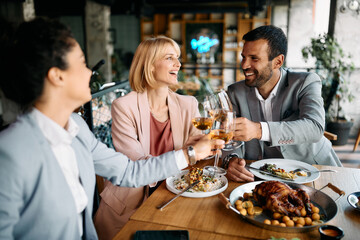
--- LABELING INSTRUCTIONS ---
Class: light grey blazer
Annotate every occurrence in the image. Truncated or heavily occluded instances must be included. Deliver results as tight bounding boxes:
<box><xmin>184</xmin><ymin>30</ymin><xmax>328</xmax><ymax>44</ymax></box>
<box><xmin>227</xmin><ymin>68</ymin><xmax>341</xmax><ymax>167</ymax></box>
<box><xmin>0</xmin><ymin>112</ymin><xmax>181</xmax><ymax>240</ymax></box>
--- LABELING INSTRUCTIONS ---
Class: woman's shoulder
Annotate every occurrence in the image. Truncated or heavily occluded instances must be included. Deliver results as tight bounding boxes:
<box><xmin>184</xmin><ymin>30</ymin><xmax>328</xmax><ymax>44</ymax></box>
<box><xmin>112</xmin><ymin>91</ymin><xmax>139</xmax><ymax>108</ymax></box>
<box><xmin>0</xmin><ymin>113</ymin><xmax>36</xmax><ymax>141</ymax></box>
<box><xmin>0</xmin><ymin>114</ymin><xmax>46</xmax><ymax>169</ymax></box>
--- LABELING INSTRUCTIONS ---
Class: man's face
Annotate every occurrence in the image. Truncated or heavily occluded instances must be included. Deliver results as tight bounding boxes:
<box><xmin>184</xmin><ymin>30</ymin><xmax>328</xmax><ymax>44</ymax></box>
<box><xmin>240</xmin><ymin>39</ymin><xmax>274</xmax><ymax>88</ymax></box>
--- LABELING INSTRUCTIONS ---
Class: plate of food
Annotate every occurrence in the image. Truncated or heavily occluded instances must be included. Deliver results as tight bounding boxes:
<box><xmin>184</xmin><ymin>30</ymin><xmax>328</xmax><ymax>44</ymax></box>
<box><xmin>226</xmin><ymin>180</ymin><xmax>338</xmax><ymax>233</ymax></box>
<box><xmin>166</xmin><ymin>167</ymin><xmax>228</xmax><ymax>198</ymax></box>
<box><xmin>249</xmin><ymin>159</ymin><xmax>320</xmax><ymax>184</ymax></box>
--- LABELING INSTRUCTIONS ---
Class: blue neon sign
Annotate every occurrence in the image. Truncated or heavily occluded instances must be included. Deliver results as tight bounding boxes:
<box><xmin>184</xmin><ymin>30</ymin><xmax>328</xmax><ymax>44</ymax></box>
<box><xmin>191</xmin><ymin>36</ymin><xmax>219</xmax><ymax>53</ymax></box>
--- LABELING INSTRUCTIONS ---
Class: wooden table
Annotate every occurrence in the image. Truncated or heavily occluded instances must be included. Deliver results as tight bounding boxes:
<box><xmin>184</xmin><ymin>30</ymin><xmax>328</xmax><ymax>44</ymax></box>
<box><xmin>113</xmin><ymin>163</ymin><xmax>360</xmax><ymax>240</ymax></box>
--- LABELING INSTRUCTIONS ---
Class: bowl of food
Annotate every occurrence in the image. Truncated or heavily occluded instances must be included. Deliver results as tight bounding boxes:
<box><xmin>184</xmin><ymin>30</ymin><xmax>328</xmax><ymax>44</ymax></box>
<box><xmin>347</xmin><ymin>191</ymin><xmax>360</xmax><ymax>211</ymax></box>
<box><xmin>226</xmin><ymin>180</ymin><xmax>341</xmax><ymax>233</ymax></box>
<box><xmin>318</xmin><ymin>225</ymin><xmax>344</xmax><ymax>239</ymax></box>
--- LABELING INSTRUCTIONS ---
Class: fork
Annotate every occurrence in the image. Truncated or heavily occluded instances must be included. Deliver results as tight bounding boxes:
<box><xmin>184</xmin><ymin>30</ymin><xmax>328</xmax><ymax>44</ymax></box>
<box><xmin>156</xmin><ymin>180</ymin><xmax>200</xmax><ymax>210</ymax></box>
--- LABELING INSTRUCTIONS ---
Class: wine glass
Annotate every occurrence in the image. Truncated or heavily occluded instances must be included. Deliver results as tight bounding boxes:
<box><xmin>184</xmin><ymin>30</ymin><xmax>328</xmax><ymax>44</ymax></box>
<box><xmin>192</xmin><ymin>95</ymin><xmax>215</xmax><ymax>160</ymax></box>
<box><xmin>215</xmin><ymin>89</ymin><xmax>233</xmax><ymax>111</ymax></box>
<box><xmin>207</xmin><ymin>90</ymin><xmax>243</xmax><ymax>151</ymax></box>
<box><xmin>191</xmin><ymin>95</ymin><xmax>213</xmax><ymax>134</ymax></box>
<box><xmin>204</xmin><ymin>111</ymin><xmax>236</xmax><ymax>176</ymax></box>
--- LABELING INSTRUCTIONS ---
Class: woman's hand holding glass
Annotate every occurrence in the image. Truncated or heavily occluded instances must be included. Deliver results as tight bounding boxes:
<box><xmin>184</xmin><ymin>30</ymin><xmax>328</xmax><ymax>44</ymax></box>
<box><xmin>190</xmin><ymin>134</ymin><xmax>225</xmax><ymax>162</ymax></box>
<box><xmin>184</xmin><ymin>134</ymin><xmax>205</xmax><ymax>147</ymax></box>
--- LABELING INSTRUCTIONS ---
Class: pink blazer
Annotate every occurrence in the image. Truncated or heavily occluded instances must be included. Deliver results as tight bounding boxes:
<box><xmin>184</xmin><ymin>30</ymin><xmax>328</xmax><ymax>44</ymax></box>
<box><xmin>111</xmin><ymin>89</ymin><xmax>200</xmax><ymax>159</ymax></box>
<box><xmin>94</xmin><ymin>90</ymin><xmax>200</xmax><ymax>239</ymax></box>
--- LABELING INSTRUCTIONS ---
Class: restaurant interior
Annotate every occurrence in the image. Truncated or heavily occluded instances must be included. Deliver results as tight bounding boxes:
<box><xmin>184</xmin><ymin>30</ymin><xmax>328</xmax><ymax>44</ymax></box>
<box><xmin>1</xmin><ymin>0</ymin><xmax>360</xmax><ymax>239</ymax></box>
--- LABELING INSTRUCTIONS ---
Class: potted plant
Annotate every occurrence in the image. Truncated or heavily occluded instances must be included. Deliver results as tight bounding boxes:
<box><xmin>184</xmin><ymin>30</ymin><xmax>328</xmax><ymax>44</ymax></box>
<box><xmin>302</xmin><ymin>33</ymin><xmax>355</xmax><ymax>145</ymax></box>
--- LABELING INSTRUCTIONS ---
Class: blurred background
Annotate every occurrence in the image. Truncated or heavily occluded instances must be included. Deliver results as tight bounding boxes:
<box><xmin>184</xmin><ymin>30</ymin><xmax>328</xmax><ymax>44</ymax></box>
<box><xmin>1</xmin><ymin>0</ymin><xmax>360</xmax><ymax>162</ymax></box>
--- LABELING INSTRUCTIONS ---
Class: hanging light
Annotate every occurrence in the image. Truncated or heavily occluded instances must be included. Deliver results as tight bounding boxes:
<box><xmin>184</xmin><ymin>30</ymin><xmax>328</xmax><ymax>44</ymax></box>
<box><xmin>340</xmin><ymin>0</ymin><xmax>360</xmax><ymax>14</ymax></box>
<box><xmin>348</xmin><ymin>0</ymin><xmax>359</xmax><ymax>10</ymax></box>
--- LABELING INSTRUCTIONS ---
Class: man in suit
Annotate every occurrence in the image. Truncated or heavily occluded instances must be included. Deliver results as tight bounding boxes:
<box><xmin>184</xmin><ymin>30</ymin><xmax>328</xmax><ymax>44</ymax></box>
<box><xmin>223</xmin><ymin>25</ymin><xmax>341</xmax><ymax>182</ymax></box>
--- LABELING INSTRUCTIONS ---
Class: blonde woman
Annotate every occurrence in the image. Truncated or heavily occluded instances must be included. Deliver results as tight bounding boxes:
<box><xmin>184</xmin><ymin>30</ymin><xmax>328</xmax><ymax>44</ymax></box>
<box><xmin>94</xmin><ymin>36</ymin><xmax>203</xmax><ymax>239</ymax></box>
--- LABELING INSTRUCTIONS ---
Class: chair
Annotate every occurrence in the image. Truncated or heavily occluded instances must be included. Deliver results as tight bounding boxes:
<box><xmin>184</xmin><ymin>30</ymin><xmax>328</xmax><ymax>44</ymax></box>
<box><xmin>353</xmin><ymin>128</ymin><xmax>360</xmax><ymax>152</ymax></box>
<box><xmin>324</xmin><ymin>130</ymin><xmax>337</xmax><ymax>141</ymax></box>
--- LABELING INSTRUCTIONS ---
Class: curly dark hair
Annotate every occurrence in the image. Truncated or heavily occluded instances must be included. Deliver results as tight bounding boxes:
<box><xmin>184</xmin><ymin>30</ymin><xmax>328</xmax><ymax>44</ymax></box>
<box><xmin>0</xmin><ymin>17</ymin><xmax>75</xmax><ymax>111</ymax></box>
<box><xmin>242</xmin><ymin>25</ymin><xmax>287</xmax><ymax>61</ymax></box>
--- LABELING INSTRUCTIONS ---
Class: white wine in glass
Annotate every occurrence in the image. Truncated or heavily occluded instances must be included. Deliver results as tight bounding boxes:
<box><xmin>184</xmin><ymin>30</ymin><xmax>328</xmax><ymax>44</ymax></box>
<box><xmin>192</xmin><ymin>95</ymin><xmax>213</xmax><ymax>133</ymax></box>
<box><xmin>204</xmin><ymin>111</ymin><xmax>236</xmax><ymax>176</ymax></box>
<box><xmin>192</xmin><ymin>117</ymin><xmax>213</xmax><ymax>131</ymax></box>
<box><xmin>210</xmin><ymin>129</ymin><xmax>234</xmax><ymax>143</ymax></box>
<box><xmin>192</xmin><ymin>95</ymin><xmax>215</xmax><ymax>160</ymax></box>
<box><xmin>209</xmin><ymin>109</ymin><xmax>228</xmax><ymax>122</ymax></box>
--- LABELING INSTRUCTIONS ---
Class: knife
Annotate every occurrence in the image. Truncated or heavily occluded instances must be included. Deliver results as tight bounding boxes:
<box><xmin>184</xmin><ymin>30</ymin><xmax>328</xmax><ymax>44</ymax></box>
<box><xmin>246</xmin><ymin>165</ymin><xmax>295</xmax><ymax>181</ymax></box>
<box><xmin>157</xmin><ymin>180</ymin><xmax>200</xmax><ymax>210</ymax></box>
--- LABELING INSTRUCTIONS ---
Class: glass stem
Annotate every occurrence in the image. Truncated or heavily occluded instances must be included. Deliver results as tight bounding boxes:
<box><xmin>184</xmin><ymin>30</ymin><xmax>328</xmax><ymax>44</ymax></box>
<box><xmin>213</xmin><ymin>150</ymin><xmax>221</xmax><ymax>168</ymax></box>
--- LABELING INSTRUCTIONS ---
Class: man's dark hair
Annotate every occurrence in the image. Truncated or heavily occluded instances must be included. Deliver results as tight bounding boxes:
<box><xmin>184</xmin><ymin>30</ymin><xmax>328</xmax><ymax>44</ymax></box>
<box><xmin>0</xmin><ymin>17</ymin><xmax>75</xmax><ymax>111</ymax></box>
<box><xmin>242</xmin><ymin>25</ymin><xmax>287</xmax><ymax>61</ymax></box>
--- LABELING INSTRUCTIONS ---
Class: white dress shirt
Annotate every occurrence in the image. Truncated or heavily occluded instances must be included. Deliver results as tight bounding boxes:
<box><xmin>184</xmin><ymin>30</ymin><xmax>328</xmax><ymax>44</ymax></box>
<box><xmin>31</xmin><ymin>109</ymin><xmax>88</xmax><ymax>237</ymax></box>
<box><xmin>254</xmin><ymin>71</ymin><xmax>282</xmax><ymax>142</ymax></box>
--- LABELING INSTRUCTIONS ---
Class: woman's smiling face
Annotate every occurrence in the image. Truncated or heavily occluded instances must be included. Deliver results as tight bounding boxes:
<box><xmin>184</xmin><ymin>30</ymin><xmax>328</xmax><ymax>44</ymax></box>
<box><xmin>152</xmin><ymin>44</ymin><xmax>181</xmax><ymax>87</ymax></box>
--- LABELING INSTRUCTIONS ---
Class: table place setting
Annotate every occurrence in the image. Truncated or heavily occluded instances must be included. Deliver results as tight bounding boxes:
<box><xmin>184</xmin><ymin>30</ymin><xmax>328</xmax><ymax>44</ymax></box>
<box><xmin>112</xmin><ymin>162</ymin><xmax>360</xmax><ymax>240</ymax></box>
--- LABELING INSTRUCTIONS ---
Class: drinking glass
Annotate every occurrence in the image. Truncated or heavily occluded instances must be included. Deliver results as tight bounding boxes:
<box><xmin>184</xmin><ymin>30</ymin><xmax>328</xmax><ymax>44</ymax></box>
<box><xmin>192</xmin><ymin>95</ymin><xmax>215</xmax><ymax>160</ymax></box>
<box><xmin>191</xmin><ymin>95</ymin><xmax>213</xmax><ymax>134</ymax></box>
<box><xmin>215</xmin><ymin>89</ymin><xmax>233</xmax><ymax>112</ymax></box>
<box><xmin>207</xmin><ymin>90</ymin><xmax>243</xmax><ymax>151</ymax></box>
<box><xmin>204</xmin><ymin>111</ymin><xmax>236</xmax><ymax>176</ymax></box>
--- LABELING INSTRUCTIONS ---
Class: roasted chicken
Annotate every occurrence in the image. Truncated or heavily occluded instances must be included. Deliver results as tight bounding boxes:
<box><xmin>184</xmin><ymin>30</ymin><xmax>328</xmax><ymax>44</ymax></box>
<box><xmin>253</xmin><ymin>181</ymin><xmax>313</xmax><ymax>216</ymax></box>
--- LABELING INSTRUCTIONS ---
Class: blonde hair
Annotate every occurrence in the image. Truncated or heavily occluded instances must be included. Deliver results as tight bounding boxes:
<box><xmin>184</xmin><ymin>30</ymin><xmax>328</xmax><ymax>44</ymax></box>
<box><xmin>129</xmin><ymin>36</ymin><xmax>181</xmax><ymax>92</ymax></box>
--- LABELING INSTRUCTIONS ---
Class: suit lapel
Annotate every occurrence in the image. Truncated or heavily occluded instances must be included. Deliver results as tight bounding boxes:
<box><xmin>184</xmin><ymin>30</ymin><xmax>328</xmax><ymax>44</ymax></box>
<box><xmin>247</xmin><ymin>88</ymin><xmax>262</xmax><ymax>123</ymax></box>
<box><xmin>168</xmin><ymin>91</ymin><xmax>184</xmax><ymax>150</ymax></box>
<box><xmin>272</xmin><ymin>68</ymin><xmax>288</xmax><ymax>121</ymax></box>
<box><xmin>247</xmin><ymin>88</ymin><xmax>264</xmax><ymax>155</ymax></box>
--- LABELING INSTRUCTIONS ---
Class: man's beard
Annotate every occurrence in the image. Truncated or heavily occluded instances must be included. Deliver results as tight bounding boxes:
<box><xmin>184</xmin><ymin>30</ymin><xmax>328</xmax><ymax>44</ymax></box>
<box><xmin>244</xmin><ymin>62</ymin><xmax>273</xmax><ymax>88</ymax></box>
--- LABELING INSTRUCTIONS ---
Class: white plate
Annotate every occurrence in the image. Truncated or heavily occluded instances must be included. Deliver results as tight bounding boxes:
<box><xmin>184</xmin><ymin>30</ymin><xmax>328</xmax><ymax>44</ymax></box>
<box><xmin>166</xmin><ymin>170</ymin><xmax>228</xmax><ymax>198</ymax></box>
<box><xmin>249</xmin><ymin>159</ymin><xmax>320</xmax><ymax>184</ymax></box>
